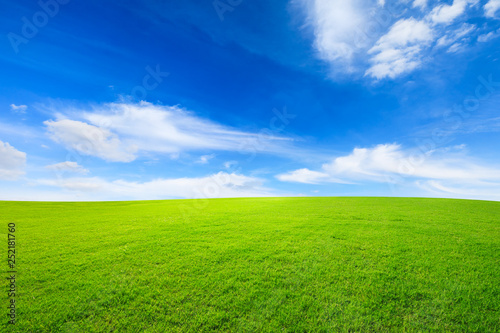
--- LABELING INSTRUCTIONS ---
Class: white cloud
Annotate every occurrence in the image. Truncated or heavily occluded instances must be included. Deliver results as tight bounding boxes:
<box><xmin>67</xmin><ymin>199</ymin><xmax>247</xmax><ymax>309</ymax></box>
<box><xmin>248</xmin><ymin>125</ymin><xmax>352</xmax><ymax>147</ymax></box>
<box><xmin>417</xmin><ymin>180</ymin><xmax>500</xmax><ymax>201</ymax></box>
<box><xmin>302</xmin><ymin>0</ymin><xmax>374</xmax><ymax>69</ymax></box>
<box><xmin>413</xmin><ymin>0</ymin><xmax>428</xmax><ymax>10</ymax></box>
<box><xmin>484</xmin><ymin>0</ymin><xmax>500</xmax><ymax>17</ymax></box>
<box><xmin>277</xmin><ymin>143</ymin><xmax>500</xmax><ymax>199</ymax></box>
<box><xmin>276</xmin><ymin>168</ymin><xmax>329</xmax><ymax>184</ymax></box>
<box><xmin>436</xmin><ymin>23</ymin><xmax>476</xmax><ymax>48</ymax></box>
<box><xmin>45</xmin><ymin>102</ymin><xmax>296</xmax><ymax>162</ymax></box>
<box><xmin>45</xmin><ymin>119</ymin><xmax>137</xmax><ymax>162</ymax></box>
<box><xmin>10</xmin><ymin>104</ymin><xmax>27</xmax><ymax>113</ymax></box>
<box><xmin>446</xmin><ymin>42</ymin><xmax>464</xmax><ymax>53</ymax></box>
<box><xmin>38</xmin><ymin>177</ymin><xmax>103</xmax><ymax>192</ymax></box>
<box><xmin>196</xmin><ymin>154</ymin><xmax>215</xmax><ymax>164</ymax></box>
<box><xmin>371</xmin><ymin>18</ymin><xmax>434</xmax><ymax>49</ymax></box>
<box><xmin>367</xmin><ymin>18</ymin><xmax>433</xmax><ymax>79</ymax></box>
<box><xmin>300</xmin><ymin>0</ymin><xmax>494</xmax><ymax>79</ymax></box>
<box><xmin>224</xmin><ymin>161</ymin><xmax>238</xmax><ymax>169</ymax></box>
<box><xmin>477</xmin><ymin>28</ymin><xmax>500</xmax><ymax>42</ymax></box>
<box><xmin>429</xmin><ymin>0</ymin><xmax>474</xmax><ymax>25</ymax></box>
<box><xmin>31</xmin><ymin>172</ymin><xmax>275</xmax><ymax>200</ymax></box>
<box><xmin>45</xmin><ymin>161</ymin><xmax>89</xmax><ymax>174</ymax></box>
<box><xmin>0</xmin><ymin>141</ymin><xmax>26</xmax><ymax>180</ymax></box>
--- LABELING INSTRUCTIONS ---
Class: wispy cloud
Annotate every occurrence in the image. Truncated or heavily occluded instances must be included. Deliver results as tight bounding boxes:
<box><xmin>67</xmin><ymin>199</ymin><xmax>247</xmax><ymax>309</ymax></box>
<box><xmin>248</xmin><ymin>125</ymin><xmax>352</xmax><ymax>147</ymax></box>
<box><xmin>0</xmin><ymin>140</ymin><xmax>26</xmax><ymax>180</ymax></box>
<box><xmin>367</xmin><ymin>18</ymin><xmax>433</xmax><ymax>79</ymax></box>
<box><xmin>276</xmin><ymin>168</ymin><xmax>346</xmax><ymax>184</ymax></box>
<box><xmin>44</xmin><ymin>119</ymin><xmax>137</xmax><ymax>162</ymax></box>
<box><xmin>276</xmin><ymin>143</ymin><xmax>500</xmax><ymax>198</ymax></box>
<box><xmin>478</xmin><ymin>28</ymin><xmax>500</xmax><ymax>42</ymax></box>
<box><xmin>27</xmin><ymin>172</ymin><xmax>276</xmax><ymax>201</ymax></box>
<box><xmin>435</xmin><ymin>23</ymin><xmax>476</xmax><ymax>50</ymax></box>
<box><xmin>45</xmin><ymin>161</ymin><xmax>89</xmax><ymax>175</ymax></box>
<box><xmin>10</xmin><ymin>104</ymin><xmax>27</xmax><ymax>113</ymax></box>
<box><xmin>196</xmin><ymin>154</ymin><xmax>216</xmax><ymax>164</ymax></box>
<box><xmin>44</xmin><ymin>102</ymin><xmax>297</xmax><ymax>162</ymax></box>
<box><xmin>416</xmin><ymin>179</ymin><xmax>500</xmax><ymax>201</ymax></box>
<box><xmin>0</xmin><ymin>122</ymin><xmax>42</xmax><ymax>139</ymax></box>
<box><xmin>276</xmin><ymin>168</ymin><xmax>326</xmax><ymax>184</ymax></box>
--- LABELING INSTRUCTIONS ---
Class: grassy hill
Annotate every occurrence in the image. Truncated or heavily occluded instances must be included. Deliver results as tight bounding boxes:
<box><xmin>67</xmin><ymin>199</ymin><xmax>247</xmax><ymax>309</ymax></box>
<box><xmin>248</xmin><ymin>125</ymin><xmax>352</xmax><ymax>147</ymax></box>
<box><xmin>1</xmin><ymin>197</ymin><xmax>499</xmax><ymax>332</ymax></box>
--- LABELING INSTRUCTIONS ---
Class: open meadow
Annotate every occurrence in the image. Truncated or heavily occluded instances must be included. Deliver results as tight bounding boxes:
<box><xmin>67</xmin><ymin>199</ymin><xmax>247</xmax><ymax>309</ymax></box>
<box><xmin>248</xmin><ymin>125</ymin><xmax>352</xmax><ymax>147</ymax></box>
<box><xmin>1</xmin><ymin>197</ymin><xmax>499</xmax><ymax>332</ymax></box>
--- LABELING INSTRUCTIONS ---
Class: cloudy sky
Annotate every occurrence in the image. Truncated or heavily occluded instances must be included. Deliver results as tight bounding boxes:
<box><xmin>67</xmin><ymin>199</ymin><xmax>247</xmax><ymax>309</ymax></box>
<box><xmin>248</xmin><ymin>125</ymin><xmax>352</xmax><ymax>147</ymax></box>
<box><xmin>1</xmin><ymin>0</ymin><xmax>500</xmax><ymax>201</ymax></box>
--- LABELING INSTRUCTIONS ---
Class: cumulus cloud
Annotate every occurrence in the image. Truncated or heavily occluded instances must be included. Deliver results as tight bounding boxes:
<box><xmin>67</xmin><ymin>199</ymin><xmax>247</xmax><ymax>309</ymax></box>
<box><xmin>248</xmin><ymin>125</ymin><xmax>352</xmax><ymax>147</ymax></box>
<box><xmin>45</xmin><ymin>119</ymin><xmax>137</xmax><ymax>162</ymax></box>
<box><xmin>300</xmin><ymin>0</ymin><xmax>491</xmax><ymax>79</ymax></box>
<box><xmin>429</xmin><ymin>0</ymin><xmax>475</xmax><ymax>24</ymax></box>
<box><xmin>276</xmin><ymin>143</ymin><xmax>500</xmax><ymax>198</ymax></box>
<box><xmin>32</xmin><ymin>172</ymin><xmax>275</xmax><ymax>201</ymax></box>
<box><xmin>484</xmin><ymin>0</ymin><xmax>500</xmax><ymax>17</ymax></box>
<box><xmin>44</xmin><ymin>102</ymin><xmax>296</xmax><ymax>162</ymax></box>
<box><xmin>45</xmin><ymin>161</ymin><xmax>89</xmax><ymax>174</ymax></box>
<box><xmin>10</xmin><ymin>104</ymin><xmax>27</xmax><ymax>113</ymax></box>
<box><xmin>0</xmin><ymin>140</ymin><xmax>26</xmax><ymax>180</ymax></box>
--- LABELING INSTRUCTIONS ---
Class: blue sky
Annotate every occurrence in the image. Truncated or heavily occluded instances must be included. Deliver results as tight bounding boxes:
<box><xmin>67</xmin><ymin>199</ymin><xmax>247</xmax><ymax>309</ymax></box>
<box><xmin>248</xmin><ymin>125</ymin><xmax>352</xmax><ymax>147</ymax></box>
<box><xmin>1</xmin><ymin>0</ymin><xmax>500</xmax><ymax>201</ymax></box>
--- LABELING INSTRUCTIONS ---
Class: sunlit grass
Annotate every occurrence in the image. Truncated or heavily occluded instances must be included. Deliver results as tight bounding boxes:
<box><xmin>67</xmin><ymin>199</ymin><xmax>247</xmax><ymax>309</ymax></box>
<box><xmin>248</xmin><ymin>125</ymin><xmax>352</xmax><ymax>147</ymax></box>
<box><xmin>1</xmin><ymin>197</ymin><xmax>499</xmax><ymax>332</ymax></box>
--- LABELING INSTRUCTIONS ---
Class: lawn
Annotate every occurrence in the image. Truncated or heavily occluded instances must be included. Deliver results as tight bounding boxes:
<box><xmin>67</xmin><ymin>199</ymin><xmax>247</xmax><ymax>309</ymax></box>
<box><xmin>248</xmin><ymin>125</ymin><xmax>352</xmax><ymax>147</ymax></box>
<box><xmin>1</xmin><ymin>197</ymin><xmax>499</xmax><ymax>332</ymax></box>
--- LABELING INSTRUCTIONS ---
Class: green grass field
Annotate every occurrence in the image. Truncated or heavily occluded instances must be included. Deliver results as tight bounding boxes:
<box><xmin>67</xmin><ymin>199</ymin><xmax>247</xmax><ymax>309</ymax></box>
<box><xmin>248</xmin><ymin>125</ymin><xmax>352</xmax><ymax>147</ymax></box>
<box><xmin>1</xmin><ymin>197</ymin><xmax>499</xmax><ymax>332</ymax></box>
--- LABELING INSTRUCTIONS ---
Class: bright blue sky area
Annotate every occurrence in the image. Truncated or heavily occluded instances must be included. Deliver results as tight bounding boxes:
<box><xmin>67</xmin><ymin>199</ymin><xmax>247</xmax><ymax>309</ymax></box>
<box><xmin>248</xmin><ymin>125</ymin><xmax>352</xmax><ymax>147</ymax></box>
<box><xmin>1</xmin><ymin>0</ymin><xmax>499</xmax><ymax>200</ymax></box>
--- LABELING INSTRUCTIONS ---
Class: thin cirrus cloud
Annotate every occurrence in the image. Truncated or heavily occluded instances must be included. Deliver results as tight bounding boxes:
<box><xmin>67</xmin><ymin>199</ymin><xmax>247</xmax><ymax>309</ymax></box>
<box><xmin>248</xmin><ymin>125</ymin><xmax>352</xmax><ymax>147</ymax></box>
<box><xmin>435</xmin><ymin>23</ymin><xmax>476</xmax><ymax>50</ymax></box>
<box><xmin>417</xmin><ymin>179</ymin><xmax>500</xmax><ymax>200</ymax></box>
<box><xmin>10</xmin><ymin>104</ymin><xmax>28</xmax><ymax>113</ymax></box>
<box><xmin>196</xmin><ymin>154</ymin><xmax>216</xmax><ymax>164</ymax></box>
<box><xmin>44</xmin><ymin>102</ymin><xmax>296</xmax><ymax>163</ymax></box>
<box><xmin>300</xmin><ymin>0</ymin><xmax>496</xmax><ymax>79</ymax></box>
<box><xmin>45</xmin><ymin>161</ymin><xmax>89</xmax><ymax>175</ymax></box>
<box><xmin>275</xmin><ymin>168</ymin><xmax>349</xmax><ymax>185</ymax></box>
<box><xmin>276</xmin><ymin>143</ymin><xmax>500</xmax><ymax>198</ymax></box>
<box><xmin>477</xmin><ymin>28</ymin><xmax>500</xmax><ymax>42</ymax></box>
<box><xmin>30</xmin><ymin>172</ymin><xmax>275</xmax><ymax>201</ymax></box>
<box><xmin>0</xmin><ymin>140</ymin><xmax>26</xmax><ymax>180</ymax></box>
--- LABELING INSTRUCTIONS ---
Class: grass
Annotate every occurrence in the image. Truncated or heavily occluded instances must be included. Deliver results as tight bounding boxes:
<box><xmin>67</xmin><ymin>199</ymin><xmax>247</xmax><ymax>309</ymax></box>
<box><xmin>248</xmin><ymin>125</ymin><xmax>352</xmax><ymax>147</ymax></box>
<box><xmin>1</xmin><ymin>197</ymin><xmax>499</xmax><ymax>332</ymax></box>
